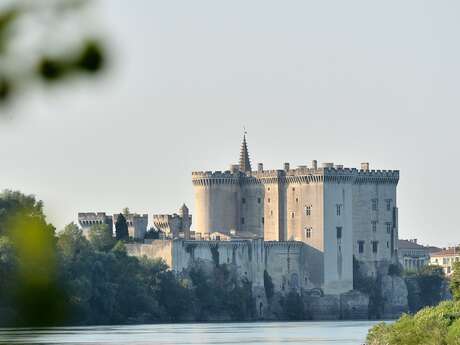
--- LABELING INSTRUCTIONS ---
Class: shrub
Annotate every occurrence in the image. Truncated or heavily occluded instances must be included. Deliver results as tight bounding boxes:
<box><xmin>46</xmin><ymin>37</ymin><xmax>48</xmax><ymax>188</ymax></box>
<box><xmin>367</xmin><ymin>301</ymin><xmax>460</xmax><ymax>345</ymax></box>
<box><xmin>450</xmin><ymin>262</ymin><xmax>460</xmax><ymax>302</ymax></box>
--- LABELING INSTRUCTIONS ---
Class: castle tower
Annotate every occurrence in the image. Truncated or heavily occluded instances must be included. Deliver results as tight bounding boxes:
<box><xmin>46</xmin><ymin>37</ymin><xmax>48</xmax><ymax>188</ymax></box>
<box><xmin>178</xmin><ymin>203</ymin><xmax>189</xmax><ymax>218</ymax></box>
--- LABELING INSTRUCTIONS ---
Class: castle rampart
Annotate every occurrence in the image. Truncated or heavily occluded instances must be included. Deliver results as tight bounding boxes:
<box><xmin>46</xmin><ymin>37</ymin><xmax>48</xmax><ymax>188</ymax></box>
<box><xmin>127</xmin><ymin>238</ymin><xmax>326</xmax><ymax>293</ymax></box>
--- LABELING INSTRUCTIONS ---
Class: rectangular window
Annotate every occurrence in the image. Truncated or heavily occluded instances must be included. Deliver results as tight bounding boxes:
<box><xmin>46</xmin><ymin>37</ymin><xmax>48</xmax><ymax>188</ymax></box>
<box><xmin>372</xmin><ymin>221</ymin><xmax>377</xmax><ymax>232</ymax></box>
<box><xmin>268</xmin><ymin>198</ymin><xmax>271</xmax><ymax>203</ymax></box>
<box><xmin>372</xmin><ymin>241</ymin><xmax>378</xmax><ymax>254</ymax></box>
<box><xmin>358</xmin><ymin>241</ymin><xmax>364</xmax><ymax>254</ymax></box>
<box><xmin>296</xmin><ymin>198</ymin><xmax>299</xmax><ymax>203</ymax></box>
<box><xmin>336</xmin><ymin>204</ymin><xmax>342</xmax><ymax>216</ymax></box>
<box><xmin>336</xmin><ymin>226</ymin><xmax>342</xmax><ymax>239</ymax></box>
<box><xmin>372</xmin><ymin>199</ymin><xmax>378</xmax><ymax>211</ymax></box>
<box><xmin>242</xmin><ymin>198</ymin><xmax>246</xmax><ymax>204</ymax></box>
<box><xmin>241</xmin><ymin>217</ymin><xmax>245</xmax><ymax>225</ymax></box>
<box><xmin>305</xmin><ymin>205</ymin><xmax>311</xmax><ymax>216</ymax></box>
<box><xmin>291</xmin><ymin>212</ymin><xmax>295</xmax><ymax>218</ymax></box>
<box><xmin>257</xmin><ymin>197</ymin><xmax>261</xmax><ymax>204</ymax></box>
<box><xmin>262</xmin><ymin>217</ymin><xmax>264</xmax><ymax>224</ymax></box>
<box><xmin>386</xmin><ymin>222</ymin><xmax>391</xmax><ymax>234</ymax></box>
<box><xmin>386</xmin><ymin>199</ymin><xmax>392</xmax><ymax>211</ymax></box>
<box><xmin>387</xmin><ymin>241</ymin><xmax>389</xmax><ymax>248</ymax></box>
<box><xmin>305</xmin><ymin>227</ymin><xmax>312</xmax><ymax>238</ymax></box>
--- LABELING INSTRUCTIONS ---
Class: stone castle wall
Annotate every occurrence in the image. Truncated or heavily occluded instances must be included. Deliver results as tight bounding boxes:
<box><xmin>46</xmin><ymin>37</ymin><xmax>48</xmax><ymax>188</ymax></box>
<box><xmin>127</xmin><ymin>238</ymin><xmax>325</xmax><ymax>294</ymax></box>
<box><xmin>126</xmin><ymin>240</ymin><xmax>173</xmax><ymax>268</ymax></box>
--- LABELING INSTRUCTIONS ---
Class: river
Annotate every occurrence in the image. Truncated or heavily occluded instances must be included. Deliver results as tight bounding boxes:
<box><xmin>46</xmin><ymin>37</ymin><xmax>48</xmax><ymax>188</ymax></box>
<box><xmin>0</xmin><ymin>321</ymin><xmax>381</xmax><ymax>345</ymax></box>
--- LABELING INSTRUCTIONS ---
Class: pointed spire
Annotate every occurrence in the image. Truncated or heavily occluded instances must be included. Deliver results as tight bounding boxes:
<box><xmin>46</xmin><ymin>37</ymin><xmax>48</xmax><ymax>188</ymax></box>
<box><xmin>239</xmin><ymin>131</ymin><xmax>252</xmax><ymax>173</ymax></box>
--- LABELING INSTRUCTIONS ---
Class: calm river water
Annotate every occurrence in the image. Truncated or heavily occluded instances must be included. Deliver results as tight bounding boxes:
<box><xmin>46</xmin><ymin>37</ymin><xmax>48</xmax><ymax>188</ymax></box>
<box><xmin>0</xmin><ymin>321</ymin><xmax>380</xmax><ymax>345</ymax></box>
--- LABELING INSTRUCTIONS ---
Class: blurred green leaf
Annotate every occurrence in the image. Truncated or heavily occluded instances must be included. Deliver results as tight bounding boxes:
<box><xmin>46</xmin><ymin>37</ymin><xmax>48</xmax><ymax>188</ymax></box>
<box><xmin>75</xmin><ymin>40</ymin><xmax>105</xmax><ymax>73</ymax></box>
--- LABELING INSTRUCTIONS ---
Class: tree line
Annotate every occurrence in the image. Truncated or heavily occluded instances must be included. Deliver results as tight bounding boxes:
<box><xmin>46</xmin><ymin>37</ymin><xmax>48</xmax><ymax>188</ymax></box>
<box><xmin>0</xmin><ymin>190</ymin><xmax>256</xmax><ymax>326</ymax></box>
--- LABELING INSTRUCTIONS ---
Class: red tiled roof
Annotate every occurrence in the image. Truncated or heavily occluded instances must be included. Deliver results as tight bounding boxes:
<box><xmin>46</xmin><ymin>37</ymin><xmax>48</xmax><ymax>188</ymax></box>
<box><xmin>431</xmin><ymin>247</ymin><xmax>460</xmax><ymax>257</ymax></box>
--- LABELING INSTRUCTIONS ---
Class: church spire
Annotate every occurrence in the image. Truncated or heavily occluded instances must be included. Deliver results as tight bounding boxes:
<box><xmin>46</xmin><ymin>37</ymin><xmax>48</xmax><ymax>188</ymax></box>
<box><xmin>239</xmin><ymin>131</ymin><xmax>252</xmax><ymax>173</ymax></box>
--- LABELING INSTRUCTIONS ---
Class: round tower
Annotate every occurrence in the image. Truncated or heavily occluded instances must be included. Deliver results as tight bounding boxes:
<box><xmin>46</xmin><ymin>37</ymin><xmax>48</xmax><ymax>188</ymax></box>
<box><xmin>192</xmin><ymin>171</ymin><xmax>240</xmax><ymax>236</ymax></box>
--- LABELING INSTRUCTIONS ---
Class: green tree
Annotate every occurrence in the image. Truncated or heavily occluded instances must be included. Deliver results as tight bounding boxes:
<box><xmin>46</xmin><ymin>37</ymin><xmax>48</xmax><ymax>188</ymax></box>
<box><xmin>450</xmin><ymin>262</ymin><xmax>460</xmax><ymax>302</ymax></box>
<box><xmin>115</xmin><ymin>214</ymin><xmax>129</xmax><ymax>241</ymax></box>
<box><xmin>417</xmin><ymin>265</ymin><xmax>445</xmax><ymax>307</ymax></box>
<box><xmin>58</xmin><ymin>223</ymin><xmax>90</xmax><ymax>259</ymax></box>
<box><xmin>0</xmin><ymin>236</ymin><xmax>16</xmax><ymax>324</ymax></box>
<box><xmin>0</xmin><ymin>190</ymin><xmax>46</xmax><ymax>235</ymax></box>
<box><xmin>88</xmin><ymin>224</ymin><xmax>114</xmax><ymax>252</ymax></box>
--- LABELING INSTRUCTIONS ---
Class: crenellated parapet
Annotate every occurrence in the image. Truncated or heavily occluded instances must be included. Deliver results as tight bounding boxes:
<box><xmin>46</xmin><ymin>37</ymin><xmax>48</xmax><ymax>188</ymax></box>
<box><xmin>181</xmin><ymin>239</ymin><xmax>253</xmax><ymax>248</ymax></box>
<box><xmin>264</xmin><ymin>240</ymin><xmax>305</xmax><ymax>248</ymax></box>
<box><xmin>354</xmin><ymin>169</ymin><xmax>399</xmax><ymax>185</ymax></box>
<box><xmin>192</xmin><ymin>170</ymin><xmax>240</xmax><ymax>186</ymax></box>
<box><xmin>193</xmin><ymin>165</ymin><xmax>398</xmax><ymax>186</ymax></box>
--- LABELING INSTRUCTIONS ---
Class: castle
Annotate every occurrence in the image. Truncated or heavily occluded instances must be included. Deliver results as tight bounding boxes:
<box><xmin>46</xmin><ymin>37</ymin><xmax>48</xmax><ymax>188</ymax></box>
<box><xmin>179</xmin><ymin>134</ymin><xmax>397</xmax><ymax>291</ymax></box>
<box><xmin>79</xmin><ymin>134</ymin><xmax>399</xmax><ymax>300</ymax></box>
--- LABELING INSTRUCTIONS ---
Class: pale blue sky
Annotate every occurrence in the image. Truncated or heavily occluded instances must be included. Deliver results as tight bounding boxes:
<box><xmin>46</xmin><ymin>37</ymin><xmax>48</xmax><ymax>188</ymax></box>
<box><xmin>1</xmin><ymin>0</ymin><xmax>459</xmax><ymax>247</ymax></box>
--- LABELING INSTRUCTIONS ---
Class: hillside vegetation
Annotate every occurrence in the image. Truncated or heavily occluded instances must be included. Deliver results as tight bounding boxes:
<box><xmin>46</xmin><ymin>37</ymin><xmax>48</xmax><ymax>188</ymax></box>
<box><xmin>367</xmin><ymin>262</ymin><xmax>460</xmax><ymax>345</ymax></box>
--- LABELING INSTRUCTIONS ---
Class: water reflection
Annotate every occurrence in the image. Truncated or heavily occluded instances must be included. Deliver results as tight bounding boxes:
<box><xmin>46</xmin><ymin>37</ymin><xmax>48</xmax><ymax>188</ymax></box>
<box><xmin>0</xmin><ymin>321</ymin><xmax>378</xmax><ymax>345</ymax></box>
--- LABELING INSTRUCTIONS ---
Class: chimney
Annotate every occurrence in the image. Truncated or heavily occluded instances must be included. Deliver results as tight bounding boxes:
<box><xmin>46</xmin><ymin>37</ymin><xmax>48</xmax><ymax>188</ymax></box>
<box><xmin>258</xmin><ymin>163</ymin><xmax>264</xmax><ymax>172</ymax></box>
<box><xmin>361</xmin><ymin>162</ymin><xmax>370</xmax><ymax>171</ymax></box>
<box><xmin>284</xmin><ymin>162</ymin><xmax>290</xmax><ymax>171</ymax></box>
<box><xmin>230</xmin><ymin>164</ymin><xmax>239</xmax><ymax>173</ymax></box>
<box><xmin>311</xmin><ymin>160</ymin><xmax>318</xmax><ymax>170</ymax></box>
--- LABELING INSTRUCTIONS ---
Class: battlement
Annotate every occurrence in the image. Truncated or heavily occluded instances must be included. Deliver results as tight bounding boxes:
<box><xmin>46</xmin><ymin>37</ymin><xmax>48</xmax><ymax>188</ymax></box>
<box><xmin>264</xmin><ymin>240</ymin><xmax>305</xmax><ymax>248</ymax></box>
<box><xmin>154</xmin><ymin>214</ymin><xmax>181</xmax><ymax>221</ymax></box>
<box><xmin>192</xmin><ymin>170</ymin><xmax>240</xmax><ymax>186</ymax></box>
<box><xmin>78</xmin><ymin>212</ymin><xmax>110</xmax><ymax>218</ymax></box>
<box><xmin>193</xmin><ymin>163</ymin><xmax>399</xmax><ymax>186</ymax></box>
<box><xmin>78</xmin><ymin>212</ymin><xmax>112</xmax><ymax>226</ymax></box>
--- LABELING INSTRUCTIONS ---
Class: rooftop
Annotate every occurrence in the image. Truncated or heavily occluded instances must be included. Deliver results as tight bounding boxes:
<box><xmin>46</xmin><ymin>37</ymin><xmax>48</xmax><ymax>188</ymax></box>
<box><xmin>398</xmin><ymin>239</ymin><xmax>427</xmax><ymax>250</ymax></box>
<box><xmin>431</xmin><ymin>247</ymin><xmax>460</xmax><ymax>257</ymax></box>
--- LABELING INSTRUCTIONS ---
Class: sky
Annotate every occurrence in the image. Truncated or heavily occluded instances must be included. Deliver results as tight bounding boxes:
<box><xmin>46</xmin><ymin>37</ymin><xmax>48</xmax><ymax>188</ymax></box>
<box><xmin>0</xmin><ymin>0</ymin><xmax>459</xmax><ymax>247</ymax></box>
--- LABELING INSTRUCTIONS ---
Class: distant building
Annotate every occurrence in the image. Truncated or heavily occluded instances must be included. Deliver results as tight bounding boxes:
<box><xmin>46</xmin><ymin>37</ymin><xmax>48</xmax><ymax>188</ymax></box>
<box><xmin>114</xmin><ymin>213</ymin><xmax>148</xmax><ymax>240</ymax></box>
<box><xmin>398</xmin><ymin>239</ymin><xmax>430</xmax><ymax>271</ymax></box>
<box><xmin>78</xmin><ymin>212</ymin><xmax>113</xmax><ymax>238</ymax></box>
<box><xmin>430</xmin><ymin>247</ymin><xmax>460</xmax><ymax>276</ymax></box>
<box><xmin>152</xmin><ymin>204</ymin><xmax>192</xmax><ymax>239</ymax></box>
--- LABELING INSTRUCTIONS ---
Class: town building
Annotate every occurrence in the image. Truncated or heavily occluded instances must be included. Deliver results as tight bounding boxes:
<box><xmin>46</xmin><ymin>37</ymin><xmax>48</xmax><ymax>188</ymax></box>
<box><xmin>430</xmin><ymin>247</ymin><xmax>460</xmax><ymax>276</ymax></box>
<box><xmin>398</xmin><ymin>239</ymin><xmax>430</xmax><ymax>271</ymax></box>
